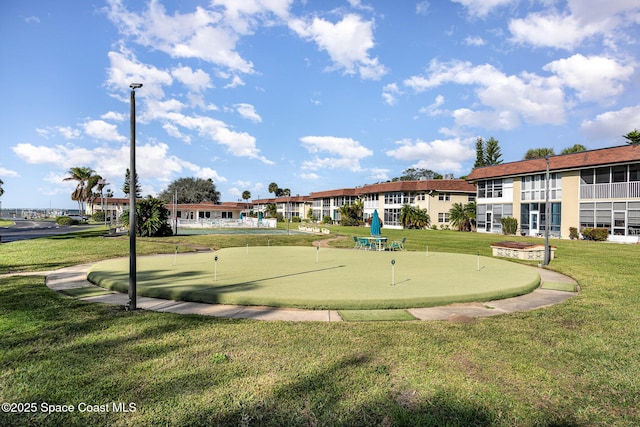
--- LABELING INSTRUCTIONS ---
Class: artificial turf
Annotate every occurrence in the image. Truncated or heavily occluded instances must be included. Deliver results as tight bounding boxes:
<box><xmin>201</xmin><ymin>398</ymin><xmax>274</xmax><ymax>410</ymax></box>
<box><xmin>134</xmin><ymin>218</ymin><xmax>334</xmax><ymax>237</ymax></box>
<box><xmin>87</xmin><ymin>246</ymin><xmax>540</xmax><ymax>310</ymax></box>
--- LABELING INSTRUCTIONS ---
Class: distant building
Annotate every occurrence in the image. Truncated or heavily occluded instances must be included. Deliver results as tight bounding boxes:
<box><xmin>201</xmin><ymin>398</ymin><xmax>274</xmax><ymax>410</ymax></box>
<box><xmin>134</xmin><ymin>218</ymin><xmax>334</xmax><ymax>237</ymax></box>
<box><xmin>466</xmin><ymin>144</ymin><xmax>640</xmax><ymax>242</ymax></box>
<box><xmin>308</xmin><ymin>179</ymin><xmax>476</xmax><ymax>229</ymax></box>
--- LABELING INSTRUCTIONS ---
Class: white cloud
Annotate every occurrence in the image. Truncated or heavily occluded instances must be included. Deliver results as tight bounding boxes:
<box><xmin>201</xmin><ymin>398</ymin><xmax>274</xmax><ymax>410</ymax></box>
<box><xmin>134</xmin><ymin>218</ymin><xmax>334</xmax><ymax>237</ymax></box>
<box><xmin>289</xmin><ymin>13</ymin><xmax>388</xmax><ymax>80</ymax></box>
<box><xmin>300</xmin><ymin>135</ymin><xmax>373</xmax><ymax>171</ymax></box>
<box><xmin>382</xmin><ymin>83</ymin><xmax>401</xmax><ymax>106</ymax></box>
<box><xmin>35</xmin><ymin>126</ymin><xmax>81</xmax><ymax>140</ymax></box>
<box><xmin>368</xmin><ymin>167</ymin><xmax>389</xmax><ymax>181</ymax></box>
<box><xmin>0</xmin><ymin>166</ymin><xmax>19</xmax><ymax>178</ymax></box>
<box><xmin>82</xmin><ymin>120</ymin><xmax>126</xmax><ymax>142</ymax></box>
<box><xmin>451</xmin><ymin>0</ymin><xmax>516</xmax><ymax>18</ymax></box>
<box><xmin>12</xmin><ymin>143</ymin><xmax>67</xmax><ymax>165</ymax></box>
<box><xmin>171</xmin><ymin>65</ymin><xmax>212</xmax><ymax>92</ymax></box>
<box><xmin>100</xmin><ymin>111</ymin><xmax>126</xmax><ymax>121</ymax></box>
<box><xmin>235</xmin><ymin>103</ymin><xmax>262</xmax><ymax>122</ymax></box>
<box><xmin>385</xmin><ymin>138</ymin><xmax>475</xmax><ymax>172</ymax></box>
<box><xmin>508</xmin><ymin>1</ymin><xmax>640</xmax><ymax>50</ymax></box>
<box><xmin>106</xmin><ymin>0</ymin><xmax>257</xmax><ymax>74</ymax></box>
<box><xmin>416</xmin><ymin>1</ymin><xmax>430</xmax><ymax>16</ymax></box>
<box><xmin>25</xmin><ymin>16</ymin><xmax>40</xmax><ymax>24</ymax></box>
<box><xmin>210</xmin><ymin>0</ymin><xmax>292</xmax><ymax>34</ymax></box>
<box><xmin>12</xmin><ymin>141</ymin><xmax>225</xmax><ymax>193</ymax></box>
<box><xmin>299</xmin><ymin>172</ymin><xmax>320</xmax><ymax>180</ymax></box>
<box><xmin>106</xmin><ymin>49</ymin><xmax>173</xmax><ymax>99</ymax></box>
<box><xmin>224</xmin><ymin>75</ymin><xmax>246</xmax><ymax>88</ymax></box>
<box><xmin>403</xmin><ymin>60</ymin><xmax>566</xmax><ymax>128</ymax></box>
<box><xmin>418</xmin><ymin>95</ymin><xmax>445</xmax><ymax>117</ymax></box>
<box><xmin>148</xmin><ymin>110</ymin><xmax>272</xmax><ymax>164</ymax></box>
<box><xmin>509</xmin><ymin>13</ymin><xmax>601</xmax><ymax>50</ymax></box>
<box><xmin>580</xmin><ymin>104</ymin><xmax>640</xmax><ymax>144</ymax></box>
<box><xmin>543</xmin><ymin>54</ymin><xmax>633</xmax><ymax>102</ymax></box>
<box><xmin>464</xmin><ymin>35</ymin><xmax>485</xmax><ymax>46</ymax></box>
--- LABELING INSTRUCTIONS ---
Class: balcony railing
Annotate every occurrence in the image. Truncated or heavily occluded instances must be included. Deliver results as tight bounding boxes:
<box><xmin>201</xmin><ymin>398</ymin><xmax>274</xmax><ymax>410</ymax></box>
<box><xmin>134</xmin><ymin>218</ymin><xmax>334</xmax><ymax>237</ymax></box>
<box><xmin>580</xmin><ymin>182</ymin><xmax>640</xmax><ymax>199</ymax></box>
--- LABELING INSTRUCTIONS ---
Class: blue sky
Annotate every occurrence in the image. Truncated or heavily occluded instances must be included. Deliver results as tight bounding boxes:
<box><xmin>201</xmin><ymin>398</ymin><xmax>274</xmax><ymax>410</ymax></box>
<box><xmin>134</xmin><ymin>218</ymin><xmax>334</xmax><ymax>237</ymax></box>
<box><xmin>1</xmin><ymin>0</ymin><xmax>639</xmax><ymax>209</ymax></box>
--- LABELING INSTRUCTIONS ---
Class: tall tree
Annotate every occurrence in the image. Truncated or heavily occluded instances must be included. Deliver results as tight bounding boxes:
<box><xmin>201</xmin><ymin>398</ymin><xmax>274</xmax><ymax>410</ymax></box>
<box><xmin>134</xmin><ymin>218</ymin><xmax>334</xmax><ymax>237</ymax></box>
<box><xmin>123</xmin><ymin>168</ymin><xmax>142</xmax><ymax>198</ymax></box>
<box><xmin>560</xmin><ymin>144</ymin><xmax>587</xmax><ymax>154</ymax></box>
<box><xmin>400</xmin><ymin>168</ymin><xmax>442</xmax><ymax>181</ymax></box>
<box><xmin>474</xmin><ymin>137</ymin><xmax>503</xmax><ymax>167</ymax></box>
<box><xmin>158</xmin><ymin>177</ymin><xmax>220</xmax><ymax>204</ymax></box>
<box><xmin>241</xmin><ymin>190</ymin><xmax>251</xmax><ymax>210</ymax></box>
<box><xmin>63</xmin><ymin>166</ymin><xmax>97</xmax><ymax>215</ymax></box>
<box><xmin>623</xmin><ymin>129</ymin><xmax>640</xmax><ymax>145</ymax></box>
<box><xmin>268</xmin><ymin>182</ymin><xmax>279</xmax><ymax>196</ymax></box>
<box><xmin>474</xmin><ymin>137</ymin><xmax>485</xmax><ymax>168</ymax></box>
<box><xmin>524</xmin><ymin>147</ymin><xmax>555</xmax><ymax>160</ymax></box>
<box><xmin>484</xmin><ymin>137</ymin><xmax>503</xmax><ymax>165</ymax></box>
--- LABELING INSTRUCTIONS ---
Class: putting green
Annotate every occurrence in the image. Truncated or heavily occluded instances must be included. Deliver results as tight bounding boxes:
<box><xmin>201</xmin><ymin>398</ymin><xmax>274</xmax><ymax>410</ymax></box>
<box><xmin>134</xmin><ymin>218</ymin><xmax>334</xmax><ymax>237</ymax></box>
<box><xmin>87</xmin><ymin>247</ymin><xmax>540</xmax><ymax>310</ymax></box>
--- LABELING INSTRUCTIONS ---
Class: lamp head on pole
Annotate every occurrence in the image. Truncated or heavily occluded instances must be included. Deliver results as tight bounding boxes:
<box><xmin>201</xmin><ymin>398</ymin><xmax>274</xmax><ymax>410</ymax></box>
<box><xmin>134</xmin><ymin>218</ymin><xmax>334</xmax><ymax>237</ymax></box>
<box><xmin>129</xmin><ymin>83</ymin><xmax>143</xmax><ymax>90</ymax></box>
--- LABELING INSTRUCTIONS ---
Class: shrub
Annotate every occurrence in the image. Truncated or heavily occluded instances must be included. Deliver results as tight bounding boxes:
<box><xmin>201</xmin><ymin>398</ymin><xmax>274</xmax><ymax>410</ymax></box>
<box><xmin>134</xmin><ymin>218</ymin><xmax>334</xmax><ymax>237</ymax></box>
<box><xmin>569</xmin><ymin>227</ymin><xmax>579</xmax><ymax>240</ymax></box>
<box><xmin>56</xmin><ymin>216</ymin><xmax>78</xmax><ymax>226</ymax></box>
<box><xmin>500</xmin><ymin>217</ymin><xmax>518</xmax><ymax>235</ymax></box>
<box><xmin>292</xmin><ymin>216</ymin><xmax>301</xmax><ymax>223</ymax></box>
<box><xmin>92</xmin><ymin>211</ymin><xmax>106</xmax><ymax>222</ymax></box>
<box><xmin>322</xmin><ymin>215</ymin><xmax>333</xmax><ymax>224</ymax></box>
<box><xmin>582</xmin><ymin>227</ymin><xmax>609</xmax><ymax>241</ymax></box>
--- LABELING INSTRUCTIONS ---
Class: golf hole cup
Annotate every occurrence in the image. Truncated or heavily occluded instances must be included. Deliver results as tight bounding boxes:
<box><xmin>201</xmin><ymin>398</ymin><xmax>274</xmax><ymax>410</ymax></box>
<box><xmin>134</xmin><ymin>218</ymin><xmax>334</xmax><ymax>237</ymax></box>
<box><xmin>214</xmin><ymin>255</ymin><xmax>218</xmax><ymax>281</ymax></box>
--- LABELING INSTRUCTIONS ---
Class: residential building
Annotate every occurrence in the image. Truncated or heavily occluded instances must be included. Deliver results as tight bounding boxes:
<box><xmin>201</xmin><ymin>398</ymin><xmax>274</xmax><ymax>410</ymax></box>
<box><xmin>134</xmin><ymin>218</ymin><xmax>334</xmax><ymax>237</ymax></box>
<box><xmin>308</xmin><ymin>179</ymin><xmax>476</xmax><ymax>229</ymax></box>
<box><xmin>466</xmin><ymin>144</ymin><xmax>640</xmax><ymax>242</ymax></box>
<box><xmin>356</xmin><ymin>179</ymin><xmax>476</xmax><ymax>229</ymax></box>
<box><xmin>252</xmin><ymin>196</ymin><xmax>311</xmax><ymax>220</ymax></box>
<box><xmin>308</xmin><ymin>188</ymin><xmax>359</xmax><ymax>222</ymax></box>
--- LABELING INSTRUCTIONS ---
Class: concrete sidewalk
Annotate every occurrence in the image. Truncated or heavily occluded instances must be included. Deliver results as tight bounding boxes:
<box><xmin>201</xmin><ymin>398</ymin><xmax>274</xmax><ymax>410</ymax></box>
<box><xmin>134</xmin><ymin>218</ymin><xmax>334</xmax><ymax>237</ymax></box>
<box><xmin>43</xmin><ymin>262</ymin><xmax>578</xmax><ymax>322</ymax></box>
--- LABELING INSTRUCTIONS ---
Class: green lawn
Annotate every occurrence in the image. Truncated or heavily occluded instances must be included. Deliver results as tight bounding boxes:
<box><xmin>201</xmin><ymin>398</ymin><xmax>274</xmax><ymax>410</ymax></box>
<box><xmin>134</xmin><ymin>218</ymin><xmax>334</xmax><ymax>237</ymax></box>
<box><xmin>1</xmin><ymin>227</ymin><xmax>639</xmax><ymax>426</ymax></box>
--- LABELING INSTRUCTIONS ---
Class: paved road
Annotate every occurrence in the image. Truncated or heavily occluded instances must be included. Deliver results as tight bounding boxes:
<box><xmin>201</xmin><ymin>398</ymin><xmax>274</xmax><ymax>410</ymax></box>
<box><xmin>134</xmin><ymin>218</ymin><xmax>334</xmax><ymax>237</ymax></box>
<box><xmin>0</xmin><ymin>219</ymin><xmax>99</xmax><ymax>243</ymax></box>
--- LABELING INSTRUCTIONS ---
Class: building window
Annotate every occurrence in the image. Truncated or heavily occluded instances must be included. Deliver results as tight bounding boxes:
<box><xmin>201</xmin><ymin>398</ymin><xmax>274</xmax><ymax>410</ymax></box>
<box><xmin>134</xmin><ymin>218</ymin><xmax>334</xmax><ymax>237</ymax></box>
<box><xmin>438</xmin><ymin>212</ymin><xmax>449</xmax><ymax>223</ymax></box>
<box><xmin>478</xmin><ymin>179</ymin><xmax>503</xmax><ymax>199</ymax></box>
<box><xmin>221</xmin><ymin>211</ymin><xmax>233</xmax><ymax>219</ymax></box>
<box><xmin>438</xmin><ymin>193</ymin><xmax>450</xmax><ymax>201</ymax></box>
<box><xmin>521</xmin><ymin>173</ymin><xmax>561</xmax><ymax>201</ymax></box>
<box><xmin>384</xmin><ymin>208</ymin><xmax>401</xmax><ymax>226</ymax></box>
<box><xmin>468</xmin><ymin>194</ymin><xmax>476</xmax><ymax>202</ymax></box>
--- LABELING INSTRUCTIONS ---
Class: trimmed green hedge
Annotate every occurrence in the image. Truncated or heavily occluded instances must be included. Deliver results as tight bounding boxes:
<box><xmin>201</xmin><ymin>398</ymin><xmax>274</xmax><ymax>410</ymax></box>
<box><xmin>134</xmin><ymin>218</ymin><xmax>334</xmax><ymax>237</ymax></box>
<box><xmin>582</xmin><ymin>227</ymin><xmax>609</xmax><ymax>241</ymax></box>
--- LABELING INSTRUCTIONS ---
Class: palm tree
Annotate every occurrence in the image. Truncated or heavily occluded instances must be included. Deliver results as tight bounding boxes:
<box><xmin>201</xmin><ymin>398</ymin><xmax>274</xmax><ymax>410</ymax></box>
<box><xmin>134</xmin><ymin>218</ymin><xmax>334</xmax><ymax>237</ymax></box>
<box><xmin>400</xmin><ymin>204</ymin><xmax>430</xmax><ymax>229</ymax></box>
<box><xmin>63</xmin><ymin>167</ymin><xmax>96</xmax><ymax>216</ymax></box>
<box><xmin>560</xmin><ymin>144</ymin><xmax>586</xmax><ymax>154</ymax></box>
<box><xmin>265</xmin><ymin>203</ymin><xmax>277</xmax><ymax>218</ymax></box>
<box><xmin>121</xmin><ymin>196</ymin><xmax>172</xmax><ymax>237</ymax></box>
<box><xmin>241</xmin><ymin>190</ymin><xmax>251</xmax><ymax>214</ymax></box>
<box><xmin>268</xmin><ymin>182</ymin><xmax>279</xmax><ymax>196</ymax></box>
<box><xmin>449</xmin><ymin>202</ymin><xmax>476</xmax><ymax>231</ymax></box>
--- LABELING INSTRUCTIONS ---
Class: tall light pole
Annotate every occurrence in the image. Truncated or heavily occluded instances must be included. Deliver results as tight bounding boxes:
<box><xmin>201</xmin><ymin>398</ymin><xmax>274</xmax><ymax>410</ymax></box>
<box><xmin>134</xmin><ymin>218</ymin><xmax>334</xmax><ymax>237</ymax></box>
<box><xmin>544</xmin><ymin>156</ymin><xmax>551</xmax><ymax>266</ymax></box>
<box><xmin>129</xmin><ymin>83</ymin><xmax>142</xmax><ymax>310</ymax></box>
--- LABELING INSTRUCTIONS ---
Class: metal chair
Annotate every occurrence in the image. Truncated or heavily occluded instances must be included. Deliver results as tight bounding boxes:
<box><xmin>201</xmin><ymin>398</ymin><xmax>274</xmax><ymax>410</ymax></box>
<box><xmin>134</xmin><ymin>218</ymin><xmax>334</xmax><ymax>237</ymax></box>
<box><xmin>389</xmin><ymin>237</ymin><xmax>406</xmax><ymax>251</ymax></box>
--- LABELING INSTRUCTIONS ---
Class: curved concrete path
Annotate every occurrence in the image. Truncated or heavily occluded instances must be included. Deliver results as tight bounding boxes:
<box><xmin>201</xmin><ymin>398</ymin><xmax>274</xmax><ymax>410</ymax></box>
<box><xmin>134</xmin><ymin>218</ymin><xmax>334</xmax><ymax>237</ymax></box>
<box><xmin>41</xmin><ymin>258</ymin><xmax>578</xmax><ymax>322</ymax></box>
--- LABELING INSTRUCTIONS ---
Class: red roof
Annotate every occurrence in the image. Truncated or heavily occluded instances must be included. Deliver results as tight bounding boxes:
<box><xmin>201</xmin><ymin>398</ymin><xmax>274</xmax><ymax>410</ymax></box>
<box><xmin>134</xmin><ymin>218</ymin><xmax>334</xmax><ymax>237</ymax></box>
<box><xmin>467</xmin><ymin>144</ymin><xmax>640</xmax><ymax>181</ymax></box>
<box><xmin>308</xmin><ymin>188</ymin><xmax>360</xmax><ymax>198</ymax></box>
<box><xmin>356</xmin><ymin>179</ymin><xmax>476</xmax><ymax>194</ymax></box>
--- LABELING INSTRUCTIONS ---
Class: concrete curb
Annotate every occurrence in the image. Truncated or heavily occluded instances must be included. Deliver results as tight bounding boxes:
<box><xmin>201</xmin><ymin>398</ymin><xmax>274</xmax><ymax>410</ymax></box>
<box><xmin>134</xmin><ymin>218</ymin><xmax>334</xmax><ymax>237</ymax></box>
<box><xmin>37</xmin><ymin>259</ymin><xmax>579</xmax><ymax>322</ymax></box>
